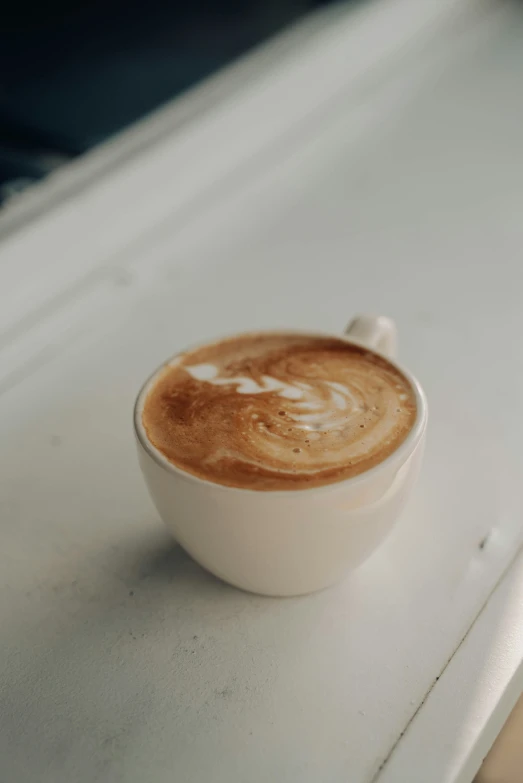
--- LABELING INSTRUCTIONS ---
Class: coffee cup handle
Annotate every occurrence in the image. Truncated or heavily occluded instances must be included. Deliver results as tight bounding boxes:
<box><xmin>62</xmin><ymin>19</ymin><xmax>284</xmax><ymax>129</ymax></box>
<box><xmin>345</xmin><ymin>315</ymin><xmax>397</xmax><ymax>359</ymax></box>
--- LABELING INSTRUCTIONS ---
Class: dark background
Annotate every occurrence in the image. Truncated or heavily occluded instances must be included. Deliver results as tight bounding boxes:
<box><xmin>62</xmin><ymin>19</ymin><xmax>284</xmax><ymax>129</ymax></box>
<box><xmin>0</xmin><ymin>0</ymin><xmax>337</xmax><ymax>204</ymax></box>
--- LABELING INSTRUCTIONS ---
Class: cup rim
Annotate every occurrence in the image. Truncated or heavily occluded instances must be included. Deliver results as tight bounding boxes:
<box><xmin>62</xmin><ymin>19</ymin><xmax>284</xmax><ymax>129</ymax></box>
<box><xmin>133</xmin><ymin>329</ymin><xmax>428</xmax><ymax>496</ymax></box>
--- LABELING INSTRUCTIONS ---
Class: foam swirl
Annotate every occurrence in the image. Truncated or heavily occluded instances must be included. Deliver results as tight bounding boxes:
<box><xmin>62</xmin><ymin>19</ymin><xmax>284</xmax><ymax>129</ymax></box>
<box><xmin>142</xmin><ymin>333</ymin><xmax>417</xmax><ymax>490</ymax></box>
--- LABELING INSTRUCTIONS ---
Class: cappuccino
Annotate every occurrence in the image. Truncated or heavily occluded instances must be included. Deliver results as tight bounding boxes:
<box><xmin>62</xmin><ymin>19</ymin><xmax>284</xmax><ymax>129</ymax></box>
<box><xmin>141</xmin><ymin>333</ymin><xmax>417</xmax><ymax>490</ymax></box>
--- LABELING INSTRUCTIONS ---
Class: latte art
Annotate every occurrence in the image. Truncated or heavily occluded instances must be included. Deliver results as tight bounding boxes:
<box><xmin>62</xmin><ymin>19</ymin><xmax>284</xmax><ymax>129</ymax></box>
<box><xmin>142</xmin><ymin>333</ymin><xmax>417</xmax><ymax>490</ymax></box>
<box><xmin>185</xmin><ymin>364</ymin><xmax>363</xmax><ymax>432</ymax></box>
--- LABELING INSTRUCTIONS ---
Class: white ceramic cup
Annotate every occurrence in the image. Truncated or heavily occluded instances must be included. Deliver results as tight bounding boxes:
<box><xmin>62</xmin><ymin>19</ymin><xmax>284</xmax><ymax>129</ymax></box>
<box><xmin>134</xmin><ymin>316</ymin><xmax>428</xmax><ymax>596</ymax></box>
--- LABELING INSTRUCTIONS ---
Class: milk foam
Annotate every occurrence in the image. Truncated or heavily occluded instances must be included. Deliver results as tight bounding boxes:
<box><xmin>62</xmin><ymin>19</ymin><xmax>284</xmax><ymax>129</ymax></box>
<box><xmin>186</xmin><ymin>364</ymin><xmax>305</xmax><ymax>400</ymax></box>
<box><xmin>143</xmin><ymin>334</ymin><xmax>417</xmax><ymax>490</ymax></box>
<box><xmin>185</xmin><ymin>364</ymin><xmax>362</xmax><ymax>432</ymax></box>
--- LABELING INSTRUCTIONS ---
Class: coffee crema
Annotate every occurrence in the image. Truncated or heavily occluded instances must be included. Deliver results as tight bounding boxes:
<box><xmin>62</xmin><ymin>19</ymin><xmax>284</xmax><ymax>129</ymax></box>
<box><xmin>141</xmin><ymin>333</ymin><xmax>417</xmax><ymax>490</ymax></box>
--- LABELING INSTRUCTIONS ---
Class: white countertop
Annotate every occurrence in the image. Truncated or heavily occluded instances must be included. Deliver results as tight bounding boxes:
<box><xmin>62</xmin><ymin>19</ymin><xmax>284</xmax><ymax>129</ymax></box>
<box><xmin>1</xmin><ymin>1</ymin><xmax>522</xmax><ymax>781</ymax></box>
